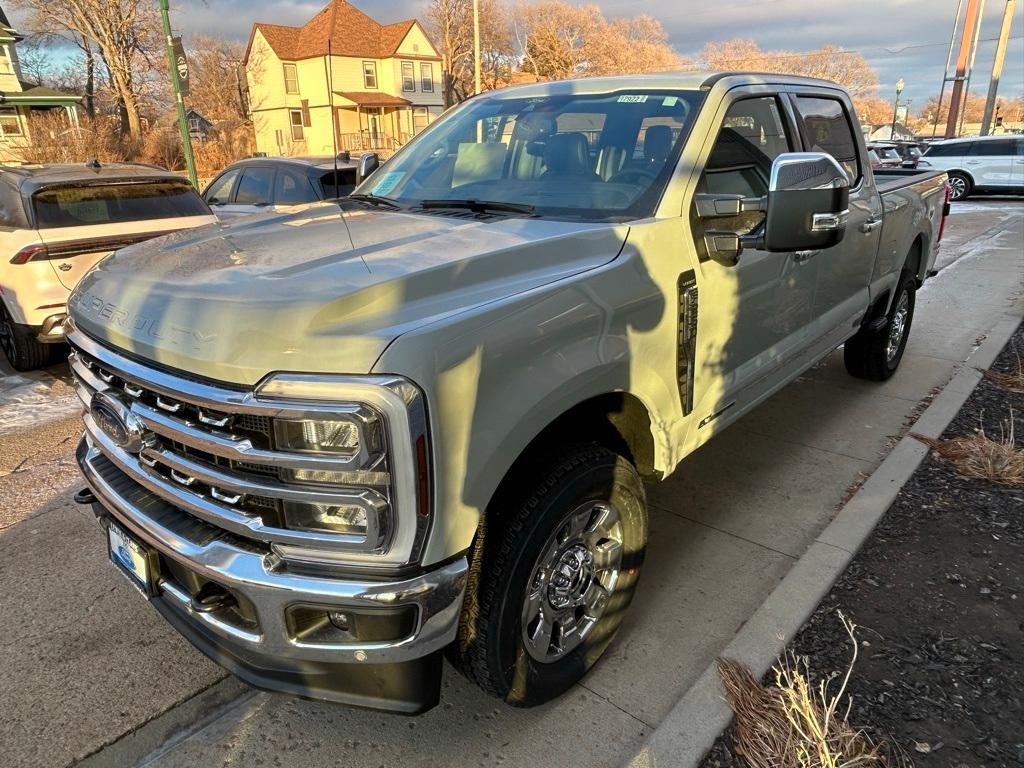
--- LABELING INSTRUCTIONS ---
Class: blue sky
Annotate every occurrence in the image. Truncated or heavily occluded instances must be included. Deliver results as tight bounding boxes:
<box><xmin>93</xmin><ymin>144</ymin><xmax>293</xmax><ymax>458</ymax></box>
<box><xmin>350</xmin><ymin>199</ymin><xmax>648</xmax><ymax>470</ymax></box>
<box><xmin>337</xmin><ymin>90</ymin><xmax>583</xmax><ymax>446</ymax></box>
<box><xmin>10</xmin><ymin>0</ymin><xmax>1024</xmax><ymax>106</ymax></box>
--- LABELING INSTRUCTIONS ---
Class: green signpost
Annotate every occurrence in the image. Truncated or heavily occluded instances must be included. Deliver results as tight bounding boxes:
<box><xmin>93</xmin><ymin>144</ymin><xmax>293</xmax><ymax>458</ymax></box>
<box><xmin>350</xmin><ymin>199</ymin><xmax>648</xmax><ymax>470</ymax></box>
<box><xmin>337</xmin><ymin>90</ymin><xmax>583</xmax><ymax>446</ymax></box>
<box><xmin>158</xmin><ymin>0</ymin><xmax>198</xmax><ymax>188</ymax></box>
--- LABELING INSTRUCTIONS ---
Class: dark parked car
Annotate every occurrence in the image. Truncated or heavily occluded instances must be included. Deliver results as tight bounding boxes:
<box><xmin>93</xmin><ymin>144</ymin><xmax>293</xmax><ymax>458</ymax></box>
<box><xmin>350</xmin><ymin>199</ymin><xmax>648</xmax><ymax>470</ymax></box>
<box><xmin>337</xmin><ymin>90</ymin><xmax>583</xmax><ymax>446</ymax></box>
<box><xmin>874</xmin><ymin>141</ymin><xmax>923</xmax><ymax>169</ymax></box>
<box><xmin>866</xmin><ymin>143</ymin><xmax>902</xmax><ymax>168</ymax></box>
<box><xmin>202</xmin><ymin>156</ymin><xmax>359</xmax><ymax>219</ymax></box>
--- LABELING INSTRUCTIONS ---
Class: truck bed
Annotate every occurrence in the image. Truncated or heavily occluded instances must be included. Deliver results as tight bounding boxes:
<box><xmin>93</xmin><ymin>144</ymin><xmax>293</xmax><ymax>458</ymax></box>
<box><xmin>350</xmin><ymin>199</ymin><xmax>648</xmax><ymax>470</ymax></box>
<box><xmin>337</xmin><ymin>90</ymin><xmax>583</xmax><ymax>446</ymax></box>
<box><xmin>873</xmin><ymin>168</ymin><xmax>947</xmax><ymax>196</ymax></box>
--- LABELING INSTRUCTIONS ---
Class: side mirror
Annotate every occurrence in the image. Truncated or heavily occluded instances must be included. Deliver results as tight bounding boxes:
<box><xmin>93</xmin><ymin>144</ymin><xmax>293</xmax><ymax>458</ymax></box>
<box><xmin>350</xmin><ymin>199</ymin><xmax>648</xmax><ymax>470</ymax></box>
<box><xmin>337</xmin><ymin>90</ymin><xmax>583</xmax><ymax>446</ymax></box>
<box><xmin>357</xmin><ymin>152</ymin><xmax>380</xmax><ymax>184</ymax></box>
<box><xmin>763</xmin><ymin>152</ymin><xmax>850</xmax><ymax>252</ymax></box>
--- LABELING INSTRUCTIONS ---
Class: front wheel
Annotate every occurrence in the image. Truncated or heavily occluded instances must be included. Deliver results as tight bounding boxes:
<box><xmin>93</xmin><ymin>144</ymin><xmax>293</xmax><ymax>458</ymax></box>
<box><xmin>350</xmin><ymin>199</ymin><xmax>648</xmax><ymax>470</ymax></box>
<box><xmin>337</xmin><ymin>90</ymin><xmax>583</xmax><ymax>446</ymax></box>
<box><xmin>844</xmin><ymin>269</ymin><xmax>916</xmax><ymax>381</ymax></box>
<box><xmin>450</xmin><ymin>444</ymin><xmax>647</xmax><ymax>706</ymax></box>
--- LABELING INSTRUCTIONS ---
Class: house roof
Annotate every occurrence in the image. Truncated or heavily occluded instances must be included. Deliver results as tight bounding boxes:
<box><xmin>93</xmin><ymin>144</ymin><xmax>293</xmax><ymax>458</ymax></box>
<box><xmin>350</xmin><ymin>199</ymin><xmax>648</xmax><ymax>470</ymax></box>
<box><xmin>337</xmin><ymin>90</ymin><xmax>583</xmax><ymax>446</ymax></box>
<box><xmin>334</xmin><ymin>91</ymin><xmax>412</xmax><ymax>107</ymax></box>
<box><xmin>0</xmin><ymin>80</ymin><xmax>81</xmax><ymax>105</ymax></box>
<box><xmin>246</xmin><ymin>0</ymin><xmax>435</xmax><ymax>63</ymax></box>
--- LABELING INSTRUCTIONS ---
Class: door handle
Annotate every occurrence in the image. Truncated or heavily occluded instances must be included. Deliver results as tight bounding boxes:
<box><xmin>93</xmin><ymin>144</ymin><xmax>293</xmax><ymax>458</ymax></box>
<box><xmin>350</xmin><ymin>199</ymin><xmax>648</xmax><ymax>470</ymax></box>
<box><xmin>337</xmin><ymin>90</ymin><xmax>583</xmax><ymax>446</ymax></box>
<box><xmin>966</xmin><ymin>160</ymin><xmax>981</xmax><ymax>165</ymax></box>
<box><xmin>794</xmin><ymin>250</ymin><xmax>819</xmax><ymax>263</ymax></box>
<box><xmin>861</xmin><ymin>218</ymin><xmax>882</xmax><ymax>234</ymax></box>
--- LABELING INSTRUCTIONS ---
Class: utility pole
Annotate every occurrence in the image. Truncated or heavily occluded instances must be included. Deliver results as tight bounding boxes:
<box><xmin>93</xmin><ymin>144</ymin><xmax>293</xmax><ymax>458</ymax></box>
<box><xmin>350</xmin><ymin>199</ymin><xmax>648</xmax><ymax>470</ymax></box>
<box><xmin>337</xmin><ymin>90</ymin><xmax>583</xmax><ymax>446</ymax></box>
<box><xmin>473</xmin><ymin>0</ymin><xmax>482</xmax><ymax>95</ymax></box>
<box><xmin>981</xmin><ymin>0</ymin><xmax>1017</xmax><ymax>135</ymax></box>
<box><xmin>890</xmin><ymin>78</ymin><xmax>905</xmax><ymax>140</ymax></box>
<box><xmin>958</xmin><ymin>0</ymin><xmax>987</xmax><ymax>136</ymax></box>
<box><xmin>158</xmin><ymin>0</ymin><xmax>198</xmax><ymax>187</ymax></box>
<box><xmin>933</xmin><ymin>0</ymin><xmax>965</xmax><ymax>137</ymax></box>
<box><xmin>945</xmin><ymin>0</ymin><xmax>983</xmax><ymax>138</ymax></box>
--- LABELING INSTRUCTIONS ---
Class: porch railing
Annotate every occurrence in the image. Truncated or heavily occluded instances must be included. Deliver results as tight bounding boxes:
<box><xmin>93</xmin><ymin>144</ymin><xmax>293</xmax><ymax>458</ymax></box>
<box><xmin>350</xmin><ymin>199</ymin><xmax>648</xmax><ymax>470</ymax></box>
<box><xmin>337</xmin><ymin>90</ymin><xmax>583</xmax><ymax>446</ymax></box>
<box><xmin>337</xmin><ymin>131</ymin><xmax>412</xmax><ymax>156</ymax></box>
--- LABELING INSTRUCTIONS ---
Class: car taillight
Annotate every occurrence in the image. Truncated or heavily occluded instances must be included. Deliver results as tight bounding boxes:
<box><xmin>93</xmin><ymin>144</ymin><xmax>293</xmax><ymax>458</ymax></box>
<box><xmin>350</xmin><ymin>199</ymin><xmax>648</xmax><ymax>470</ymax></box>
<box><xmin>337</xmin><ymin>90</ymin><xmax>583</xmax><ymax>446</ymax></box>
<box><xmin>937</xmin><ymin>183</ymin><xmax>951</xmax><ymax>242</ymax></box>
<box><xmin>9</xmin><ymin>243</ymin><xmax>49</xmax><ymax>264</ymax></box>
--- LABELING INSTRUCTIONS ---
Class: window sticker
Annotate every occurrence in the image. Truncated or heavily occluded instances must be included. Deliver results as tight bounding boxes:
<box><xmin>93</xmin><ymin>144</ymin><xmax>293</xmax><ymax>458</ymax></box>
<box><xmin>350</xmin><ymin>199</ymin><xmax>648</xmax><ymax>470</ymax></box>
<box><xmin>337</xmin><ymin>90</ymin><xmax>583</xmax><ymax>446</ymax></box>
<box><xmin>663</xmin><ymin>96</ymin><xmax>679</xmax><ymax>107</ymax></box>
<box><xmin>617</xmin><ymin>95</ymin><xmax>648</xmax><ymax>103</ymax></box>
<box><xmin>371</xmin><ymin>171</ymin><xmax>405</xmax><ymax>196</ymax></box>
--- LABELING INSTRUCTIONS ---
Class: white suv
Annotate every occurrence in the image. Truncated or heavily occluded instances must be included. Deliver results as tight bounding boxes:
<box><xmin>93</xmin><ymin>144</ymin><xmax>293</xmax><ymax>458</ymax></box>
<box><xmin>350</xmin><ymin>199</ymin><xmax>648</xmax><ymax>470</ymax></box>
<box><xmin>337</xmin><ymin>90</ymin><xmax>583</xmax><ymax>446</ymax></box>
<box><xmin>0</xmin><ymin>162</ymin><xmax>215</xmax><ymax>370</ymax></box>
<box><xmin>920</xmin><ymin>135</ymin><xmax>1024</xmax><ymax>201</ymax></box>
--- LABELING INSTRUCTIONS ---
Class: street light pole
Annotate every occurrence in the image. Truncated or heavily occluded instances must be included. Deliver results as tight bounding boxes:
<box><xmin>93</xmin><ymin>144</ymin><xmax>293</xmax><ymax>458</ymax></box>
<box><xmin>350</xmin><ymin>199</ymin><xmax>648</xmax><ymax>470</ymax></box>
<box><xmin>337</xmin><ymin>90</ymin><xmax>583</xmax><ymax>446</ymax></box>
<box><xmin>890</xmin><ymin>78</ymin><xmax>904</xmax><ymax>141</ymax></box>
<box><xmin>158</xmin><ymin>0</ymin><xmax>198</xmax><ymax>188</ymax></box>
<box><xmin>473</xmin><ymin>0</ymin><xmax>481</xmax><ymax>95</ymax></box>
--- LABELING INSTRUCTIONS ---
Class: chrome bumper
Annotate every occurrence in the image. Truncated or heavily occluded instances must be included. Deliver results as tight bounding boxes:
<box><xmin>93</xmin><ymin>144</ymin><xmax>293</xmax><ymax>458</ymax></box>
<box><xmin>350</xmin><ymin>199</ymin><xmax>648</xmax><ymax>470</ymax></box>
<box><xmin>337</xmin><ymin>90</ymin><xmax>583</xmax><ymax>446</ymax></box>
<box><xmin>78</xmin><ymin>434</ymin><xmax>467</xmax><ymax>670</ymax></box>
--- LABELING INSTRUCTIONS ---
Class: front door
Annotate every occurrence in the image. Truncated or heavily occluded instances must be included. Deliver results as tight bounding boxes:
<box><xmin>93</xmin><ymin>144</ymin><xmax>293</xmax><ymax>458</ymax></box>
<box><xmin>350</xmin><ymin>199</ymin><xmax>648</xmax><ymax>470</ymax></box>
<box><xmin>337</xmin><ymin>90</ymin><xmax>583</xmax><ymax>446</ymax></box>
<box><xmin>689</xmin><ymin>93</ymin><xmax>818</xmax><ymax>416</ymax></box>
<box><xmin>789</xmin><ymin>93</ymin><xmax>882</xmax><ymax>353</ymax></box>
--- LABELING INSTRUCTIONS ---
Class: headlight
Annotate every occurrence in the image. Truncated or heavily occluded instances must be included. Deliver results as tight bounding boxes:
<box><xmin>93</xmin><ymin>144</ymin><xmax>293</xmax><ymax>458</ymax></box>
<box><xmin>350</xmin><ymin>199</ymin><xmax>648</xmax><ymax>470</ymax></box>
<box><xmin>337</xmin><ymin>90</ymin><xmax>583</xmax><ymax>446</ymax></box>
<box><xmin>254</xmin><ymin>373</ymin><xmax>431</xmax><ymax>569</ymax></box>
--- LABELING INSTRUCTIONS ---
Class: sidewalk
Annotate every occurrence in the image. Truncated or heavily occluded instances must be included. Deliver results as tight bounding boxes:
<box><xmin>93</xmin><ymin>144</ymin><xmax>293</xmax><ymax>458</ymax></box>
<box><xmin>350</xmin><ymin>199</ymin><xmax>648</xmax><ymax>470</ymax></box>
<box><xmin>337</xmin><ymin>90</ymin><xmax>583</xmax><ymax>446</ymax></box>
<box><xmin>0</xmin><ymin>201</ymin><xmax>1021</xmax><ymax>768</ymax></box>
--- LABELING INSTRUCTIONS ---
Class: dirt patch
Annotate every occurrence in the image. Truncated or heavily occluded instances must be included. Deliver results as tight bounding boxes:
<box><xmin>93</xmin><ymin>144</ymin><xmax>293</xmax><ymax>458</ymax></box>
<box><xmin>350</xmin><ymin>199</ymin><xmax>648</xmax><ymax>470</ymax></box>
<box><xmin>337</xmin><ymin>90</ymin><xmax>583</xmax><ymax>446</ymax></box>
<box><xmin>702</xmin><ymin>322</ymin><xmax>1024</xmax><ymax>768</ymax></box>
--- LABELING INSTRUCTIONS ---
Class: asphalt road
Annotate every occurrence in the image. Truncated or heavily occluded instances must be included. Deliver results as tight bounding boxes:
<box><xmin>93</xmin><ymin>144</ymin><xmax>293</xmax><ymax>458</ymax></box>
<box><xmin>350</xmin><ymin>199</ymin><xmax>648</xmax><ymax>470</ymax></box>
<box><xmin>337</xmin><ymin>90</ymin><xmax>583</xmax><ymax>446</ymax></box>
<box><xmin>0</xmin><ymin>198</ymin><xmax>1021</xmax><ymax>768</ymax></box>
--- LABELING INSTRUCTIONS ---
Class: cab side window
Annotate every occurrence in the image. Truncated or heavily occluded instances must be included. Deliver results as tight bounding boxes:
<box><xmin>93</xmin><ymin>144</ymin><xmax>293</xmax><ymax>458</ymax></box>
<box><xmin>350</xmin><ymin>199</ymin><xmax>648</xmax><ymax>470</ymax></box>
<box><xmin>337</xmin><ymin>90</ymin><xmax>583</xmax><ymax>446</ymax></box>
<box><xmin>792</xmin><ymin>96</ymin><xmax>860</xmax><ymax>184</ymax></box>
<box><xmin>695</xmin><ymin>96</ymin><xmax>792</xmax><ymax>237</ymax></box>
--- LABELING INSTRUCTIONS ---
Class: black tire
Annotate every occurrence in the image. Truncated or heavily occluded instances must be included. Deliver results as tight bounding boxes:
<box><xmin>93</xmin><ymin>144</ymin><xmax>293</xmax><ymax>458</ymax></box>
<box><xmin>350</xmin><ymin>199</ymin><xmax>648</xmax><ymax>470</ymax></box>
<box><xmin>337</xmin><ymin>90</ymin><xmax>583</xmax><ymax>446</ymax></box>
<box><xmin>947</xmin><ymin>171</ymin><xmax>971</xmax><ymax>201</ymax></box>
<box><xmin>450</xmin><ymin>444</ymin><xmax>647</xmax><ymax>706</ymax></box>
<box><xmin>844</xmin><ymin>269</ymin><xmax>916</xmax><ymax>381</ymax></box>
<box><xmin>0</xmin><ymin>304</ymin><xmax>53</xmax><ymax>371</ymax></box>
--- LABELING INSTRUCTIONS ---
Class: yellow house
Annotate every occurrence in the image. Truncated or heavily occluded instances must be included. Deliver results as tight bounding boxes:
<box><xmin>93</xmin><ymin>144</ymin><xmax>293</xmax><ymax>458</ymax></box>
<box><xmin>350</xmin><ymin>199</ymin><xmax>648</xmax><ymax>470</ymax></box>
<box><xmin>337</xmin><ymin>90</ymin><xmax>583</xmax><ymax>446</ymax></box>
<box><xmin>0</xmin><ymin>6</ymin><xmax>82</xmax><ymax>163</ymax></box>
<box><xmin>244</xmin><ymin>0</ymin><xmax>445</xmax><ymax>158</ymax></box>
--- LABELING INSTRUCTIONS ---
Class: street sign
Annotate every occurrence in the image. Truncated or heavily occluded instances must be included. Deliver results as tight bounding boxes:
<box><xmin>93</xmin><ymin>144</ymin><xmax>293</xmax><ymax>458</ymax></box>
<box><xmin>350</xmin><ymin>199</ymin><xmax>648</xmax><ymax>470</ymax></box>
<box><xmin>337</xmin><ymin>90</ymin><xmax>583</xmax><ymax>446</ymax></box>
<box><xmin>172</xmin><ymin>36</ymin><xmax>190</xmax><ymax>97</ymax></box>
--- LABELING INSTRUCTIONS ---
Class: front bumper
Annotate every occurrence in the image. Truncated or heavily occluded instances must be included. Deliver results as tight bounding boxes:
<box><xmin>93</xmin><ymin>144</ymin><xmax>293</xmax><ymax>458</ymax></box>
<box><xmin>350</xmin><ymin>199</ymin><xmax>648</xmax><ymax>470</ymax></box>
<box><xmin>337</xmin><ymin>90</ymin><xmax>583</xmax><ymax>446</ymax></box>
<box><xmin>77</xmin><ymin>437</ymin><xmax>468</xmax><ymax>714</ymax></box>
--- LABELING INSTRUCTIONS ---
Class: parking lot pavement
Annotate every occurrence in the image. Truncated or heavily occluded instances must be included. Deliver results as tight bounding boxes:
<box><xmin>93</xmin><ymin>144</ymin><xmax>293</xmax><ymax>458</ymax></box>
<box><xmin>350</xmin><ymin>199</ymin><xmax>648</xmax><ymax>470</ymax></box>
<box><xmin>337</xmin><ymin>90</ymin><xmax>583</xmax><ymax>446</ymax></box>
<box><xmin>0</xmin><ymin>200</ymin><xmax>1021</xmax><ymax>768</ymax></box>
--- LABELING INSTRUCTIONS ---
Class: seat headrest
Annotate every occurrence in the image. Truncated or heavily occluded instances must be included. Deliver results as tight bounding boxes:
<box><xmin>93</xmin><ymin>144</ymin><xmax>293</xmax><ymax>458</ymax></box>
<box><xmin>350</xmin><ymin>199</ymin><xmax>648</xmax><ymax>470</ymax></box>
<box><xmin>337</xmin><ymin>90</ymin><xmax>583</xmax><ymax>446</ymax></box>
<box><xmin>644</xmin><ymin>125</ymin><xmax>674</xmax><ymax>164</ymax></box>
<box><xmin>543</xmin><ymin>132</ymin><xmax>592</xmax><ymax>175</ymax></box>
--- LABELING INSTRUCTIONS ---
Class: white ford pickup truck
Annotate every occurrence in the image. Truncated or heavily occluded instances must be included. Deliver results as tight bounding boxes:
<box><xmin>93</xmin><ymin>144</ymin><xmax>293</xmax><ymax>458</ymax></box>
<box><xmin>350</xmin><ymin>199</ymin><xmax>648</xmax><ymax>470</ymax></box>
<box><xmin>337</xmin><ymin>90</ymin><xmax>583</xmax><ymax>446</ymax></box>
<box><xmin>68</xmin><ymin>73</ymin><xmax>949</xmax><ymax>714</ymax></box>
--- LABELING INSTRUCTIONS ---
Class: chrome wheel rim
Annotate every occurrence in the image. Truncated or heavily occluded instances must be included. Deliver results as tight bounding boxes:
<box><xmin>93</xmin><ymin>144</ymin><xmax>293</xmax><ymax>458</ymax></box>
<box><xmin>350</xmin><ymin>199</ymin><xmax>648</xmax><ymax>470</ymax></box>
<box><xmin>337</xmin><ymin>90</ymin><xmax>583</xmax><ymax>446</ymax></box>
<box><xmin>886</xmin><ymin>291</ymin><xmax>909</xmax><ymax>362</ymax></box>
<box><xmin>948</xmin><ymin>176</ymin><xmax>967</xmax><ymax>200</ymax></box>
<box><xmin>521</xmin><ymin>501</ymin><xmax>624</xmax><ymax>663</ymax></box>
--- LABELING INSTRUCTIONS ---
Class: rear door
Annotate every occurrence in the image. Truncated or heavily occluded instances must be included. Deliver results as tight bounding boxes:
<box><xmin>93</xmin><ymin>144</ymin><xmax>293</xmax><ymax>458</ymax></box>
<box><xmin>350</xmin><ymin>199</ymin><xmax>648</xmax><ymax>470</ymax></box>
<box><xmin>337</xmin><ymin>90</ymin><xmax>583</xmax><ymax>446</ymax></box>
<box><xmin>789</xmin><ymin>91</ymin><xmax>883</xmax><ymax>354</ymax></box>
<box><xmin>33</xmin><ymin>179</ymin><xmax>212</xmax><ymax>290</ymax></box>
<box><xmin>965</xmin><ymin>139</ymin><xmax>1018</xmax><ymax>188</ymax></box>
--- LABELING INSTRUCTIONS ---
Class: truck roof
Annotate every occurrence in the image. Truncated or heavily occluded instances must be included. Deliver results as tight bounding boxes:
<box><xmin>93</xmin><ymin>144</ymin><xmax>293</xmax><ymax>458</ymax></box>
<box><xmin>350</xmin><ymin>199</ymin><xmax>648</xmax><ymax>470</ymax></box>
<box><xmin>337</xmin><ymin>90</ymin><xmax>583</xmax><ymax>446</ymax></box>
<box><xmin>487</xmin><ymin>71</ymin><xmax>846</xmax><ymax>99</ymax></box>
<box><xmin>0</xmin><ymin>162</ymin><xmax>186</xmax><ymax>195</ymax></box>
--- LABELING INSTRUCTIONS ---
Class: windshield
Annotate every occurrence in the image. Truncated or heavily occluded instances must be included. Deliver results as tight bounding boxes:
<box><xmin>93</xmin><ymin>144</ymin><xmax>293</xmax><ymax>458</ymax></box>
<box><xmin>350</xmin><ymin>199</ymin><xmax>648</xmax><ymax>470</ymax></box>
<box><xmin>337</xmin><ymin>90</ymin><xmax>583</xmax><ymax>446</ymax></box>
<box><xmin>33</xmin><ymin>180</ymin><xmax>209</xmax><ymax>229</ymax></box>
<box><xmin>358</xmin><ymin>89</ymin><xmax>704</xmax><ymax>221</ymax></box>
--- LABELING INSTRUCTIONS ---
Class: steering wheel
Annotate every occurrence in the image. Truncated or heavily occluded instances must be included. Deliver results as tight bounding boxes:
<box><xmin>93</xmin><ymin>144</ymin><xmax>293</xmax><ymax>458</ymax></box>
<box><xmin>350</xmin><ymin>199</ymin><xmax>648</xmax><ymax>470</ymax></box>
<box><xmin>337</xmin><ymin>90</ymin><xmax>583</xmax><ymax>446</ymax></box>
<box><xmin>610</xmin><ymin>166</ymin><xmax>660</xmax><ymax>185</ymax></box>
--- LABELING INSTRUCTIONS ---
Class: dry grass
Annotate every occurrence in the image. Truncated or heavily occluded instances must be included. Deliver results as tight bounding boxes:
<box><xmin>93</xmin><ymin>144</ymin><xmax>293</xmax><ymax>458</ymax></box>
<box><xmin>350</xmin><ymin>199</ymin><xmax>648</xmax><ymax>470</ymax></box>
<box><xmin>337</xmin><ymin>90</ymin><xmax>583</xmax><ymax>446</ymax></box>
<box><xmin>911</xmin><ymin>412</ymin><xmax>1024</xmax><ymax>486</ymax></box>
<box><xmin>978</xmin><ymin>351</ymin><xmax>1024</xmax><ymax>394</ymax></box>
<box><xmin>717</xmin><ymin>613</ymin><xmax>908</xmax><ymax>768</ymax></box>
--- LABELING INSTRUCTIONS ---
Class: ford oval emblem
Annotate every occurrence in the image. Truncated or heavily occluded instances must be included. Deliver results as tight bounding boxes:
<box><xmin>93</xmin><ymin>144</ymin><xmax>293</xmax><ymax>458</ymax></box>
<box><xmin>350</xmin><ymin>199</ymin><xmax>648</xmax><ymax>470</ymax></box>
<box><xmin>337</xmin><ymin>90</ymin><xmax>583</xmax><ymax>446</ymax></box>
<box><xmin>90</xmin><ymin>391</ymin><xmax>149</xmax><ymax>454</ymax></box>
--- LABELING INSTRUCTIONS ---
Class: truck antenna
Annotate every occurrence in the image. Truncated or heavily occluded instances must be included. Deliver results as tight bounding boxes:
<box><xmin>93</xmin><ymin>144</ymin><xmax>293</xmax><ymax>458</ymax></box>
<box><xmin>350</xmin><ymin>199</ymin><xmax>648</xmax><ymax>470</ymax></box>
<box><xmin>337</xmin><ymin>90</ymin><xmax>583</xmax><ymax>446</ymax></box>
<box><xmin>327</xmin><ymin>38</ymin><xmax>340</xmax><ymax>199</ymax></box>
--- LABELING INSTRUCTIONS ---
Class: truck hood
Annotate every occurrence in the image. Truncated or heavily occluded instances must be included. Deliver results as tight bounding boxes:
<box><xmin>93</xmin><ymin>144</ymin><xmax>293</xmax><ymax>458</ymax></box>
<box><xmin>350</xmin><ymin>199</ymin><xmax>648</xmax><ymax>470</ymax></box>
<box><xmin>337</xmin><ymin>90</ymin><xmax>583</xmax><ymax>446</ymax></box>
<box><xmin>70</xmin><ymin>202</ymin><xmax>628</xmax><ymax>386</ymax></box>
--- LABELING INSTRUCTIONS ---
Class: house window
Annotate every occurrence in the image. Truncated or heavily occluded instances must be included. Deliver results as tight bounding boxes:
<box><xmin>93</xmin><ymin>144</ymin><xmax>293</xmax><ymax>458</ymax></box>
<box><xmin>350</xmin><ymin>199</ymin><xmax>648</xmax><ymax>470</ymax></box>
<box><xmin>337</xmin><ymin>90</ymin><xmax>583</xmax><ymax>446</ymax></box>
<box><xmin>289</xmin><ymin>109</ymin><xmax>305</xmax><ymax>141</ymax></box>
<box><xmin>363</xmin><ymin>61</ymin><xmax>377</xmax><ymax>89</ymax></box>
<box><xmin>0</xmin><ymin>46</ymin><xmax>11</xmax><ymax>74</ymax></box>
<box><xmin>401</xmin><ymin>61</ymin><xmax>415</xmax><ymax>92</ymax></box>
<box><xmin>188</xmin><ymin>117</ymin><xmax>200</xmax><ymax>132</ymax></box>
<box><xmin>420</xmin><ymin>63</ymin><xmax>434</xmax><ymax>92</ymax></box>
<box><xmin>0</xmin><ymin>107</ymin><xmax>22</xmax><ymax>138</ymax></box>
<box><xmin>283</xmin><ymin>63</ymin><xmax>299</xmax><ymax>95</ymax></box>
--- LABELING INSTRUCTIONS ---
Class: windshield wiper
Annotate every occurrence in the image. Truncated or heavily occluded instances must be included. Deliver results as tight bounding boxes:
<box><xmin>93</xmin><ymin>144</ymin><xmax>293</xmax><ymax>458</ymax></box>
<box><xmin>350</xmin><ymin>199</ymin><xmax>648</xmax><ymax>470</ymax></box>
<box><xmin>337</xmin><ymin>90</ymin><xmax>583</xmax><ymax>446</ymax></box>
<box><xmin>348</xmin><ymin>193</ymin><xmax>402</xmax><ymax>210</ymax></box>
<box><xmin>417</xmin><ymin>199</ymin><xmax>535</xmax><ymax>216</ymax></box>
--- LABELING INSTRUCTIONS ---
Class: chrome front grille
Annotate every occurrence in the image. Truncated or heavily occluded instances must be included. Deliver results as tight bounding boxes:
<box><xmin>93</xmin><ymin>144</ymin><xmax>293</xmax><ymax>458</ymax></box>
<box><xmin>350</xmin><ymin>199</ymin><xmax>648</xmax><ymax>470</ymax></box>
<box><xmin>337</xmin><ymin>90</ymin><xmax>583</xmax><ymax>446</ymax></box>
<box><xmin>68</xmin><ymin>330</ymin><xmax>393</xmax><ymax>555</ymax></box>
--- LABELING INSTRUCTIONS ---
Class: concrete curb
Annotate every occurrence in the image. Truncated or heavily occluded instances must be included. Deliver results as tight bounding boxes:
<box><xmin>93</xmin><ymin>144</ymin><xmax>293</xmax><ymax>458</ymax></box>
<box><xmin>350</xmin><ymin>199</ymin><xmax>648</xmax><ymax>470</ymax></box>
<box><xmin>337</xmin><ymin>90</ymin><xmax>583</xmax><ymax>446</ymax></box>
<box><xmin>623</xmin><ymin>310</ymin><xmax>1023</xmax><ymax>768</ymax></box>
<box><xmin>73</xmin><ymin>677</ymin><xmax>249</xmax><ymax>768</ymax></box>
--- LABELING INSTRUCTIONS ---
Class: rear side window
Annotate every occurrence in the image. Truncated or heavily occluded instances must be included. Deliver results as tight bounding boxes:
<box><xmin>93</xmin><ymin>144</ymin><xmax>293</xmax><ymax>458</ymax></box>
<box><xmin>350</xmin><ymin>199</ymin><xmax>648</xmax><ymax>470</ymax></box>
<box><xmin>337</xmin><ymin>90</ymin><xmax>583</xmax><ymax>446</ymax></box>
<box><xmin>793</xmin><ymin>96</ymin><xmax>860</xmax><ymax>183</ymax></box>
<box><xmin>234</xmin><ymin>167</ymin><xmax>274</xmax><ymax>205</ymax></box>
<box><xmin>968</xmin><ymin>139</ymin><xmax>1016</xmax><ymax>157</ymax></box>
<box><xmin>319</xmin><ymin>169</ymin><xmax>357</xmax><ymax>198</ymax></box>
<box><xmin>273</xmin><ymin>169</ymin><xmax>319</xmax><ymax>205</ymax></box>
<box><xmin>923</xmin><ymin>142</ymin><xmax>966</xmax><ymax>157</ymax></box>
<box><xmin>32</xmin><ymin>181</ymin><xmax>209</xmax><ymax>229</ymax></box>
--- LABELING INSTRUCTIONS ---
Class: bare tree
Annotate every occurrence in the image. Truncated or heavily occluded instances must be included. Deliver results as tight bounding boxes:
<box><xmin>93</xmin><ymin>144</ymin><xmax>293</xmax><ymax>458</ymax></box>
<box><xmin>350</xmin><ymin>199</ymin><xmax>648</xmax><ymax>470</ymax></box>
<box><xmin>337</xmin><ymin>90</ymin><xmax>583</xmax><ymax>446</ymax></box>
<box><xmin>696</xmin><ymin>38</ymin><xmax>878</xmax><ymax>99</ymax></box>
<box><xmin>516</xmin><ymin>2</ymin><xmax>685</xmax><ymax>81</ymax></box>
<box><xmin>426</xmin><ymin>0</ymin><xmax>514</xmax><ymax>106</ymax></box>
<box><xmin>13</xmin><ymin>0</ymin><xmax>160</xmax><ymax>138</ymax></box>
<box><xmin>185</xmin><ymin>35</ymin><xmax>247</xmax><ymax>120</ymax></box>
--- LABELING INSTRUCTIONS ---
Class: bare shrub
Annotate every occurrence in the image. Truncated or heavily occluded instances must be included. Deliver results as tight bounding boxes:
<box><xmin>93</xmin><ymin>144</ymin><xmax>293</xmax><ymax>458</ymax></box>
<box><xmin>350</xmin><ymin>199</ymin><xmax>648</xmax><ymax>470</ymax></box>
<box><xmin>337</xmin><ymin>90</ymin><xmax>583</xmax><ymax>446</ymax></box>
<box><xmin>140</xmin><ymin>128</ymin><xmax>182</xmax><ymax>171</ymax></box>
<box><xmin>192</xmin><ymin>121</ymin><xmax>255</xmax><ymax>177</ymax></box>
<box><xmin>718</xmin><ymin>613</ymin><xmax>907</xmax><ymax>768</ymax></box>
<box><xmin>979</xmin><ymin>352</ymin><xmax>1024</xmax><ymax>394</ymax></box>
<box><xmin>912</xmin><ymin>412</ymin><xmax>1023</xmax><ymax>486</ymax></box>
<box><xmin>17</xmin><ymin>111</ymin><xmax>134</xmax><ymax>164</ymax></box>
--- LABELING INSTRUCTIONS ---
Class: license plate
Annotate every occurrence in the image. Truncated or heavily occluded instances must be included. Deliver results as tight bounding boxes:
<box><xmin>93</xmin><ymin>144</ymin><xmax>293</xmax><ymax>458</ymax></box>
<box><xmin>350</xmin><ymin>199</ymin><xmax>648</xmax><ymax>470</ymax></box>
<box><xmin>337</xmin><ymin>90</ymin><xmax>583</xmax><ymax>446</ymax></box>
<box><xmin>108</xmin><ymin>521</ymin><xmax>157</xmax><ymax>595</ymax></box>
